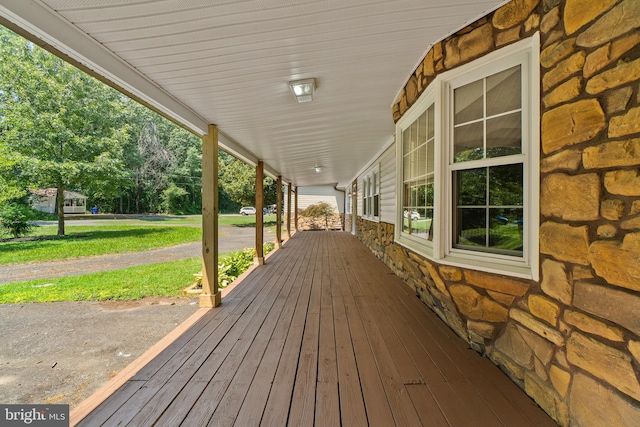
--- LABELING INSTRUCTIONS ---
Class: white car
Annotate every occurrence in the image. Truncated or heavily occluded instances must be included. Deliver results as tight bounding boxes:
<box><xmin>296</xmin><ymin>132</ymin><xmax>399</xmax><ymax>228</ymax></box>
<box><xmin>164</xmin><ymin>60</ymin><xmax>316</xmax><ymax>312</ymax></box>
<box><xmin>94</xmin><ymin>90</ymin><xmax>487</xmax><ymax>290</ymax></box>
<box><xmin>239</xmin><ymin>206</ymin><xmax>256</xmax><ymax>215</ymax></box>
<box><xmin>403</xmin><ymin>210</ymin><xmax>420</xmax><ymax>220</ymax></box>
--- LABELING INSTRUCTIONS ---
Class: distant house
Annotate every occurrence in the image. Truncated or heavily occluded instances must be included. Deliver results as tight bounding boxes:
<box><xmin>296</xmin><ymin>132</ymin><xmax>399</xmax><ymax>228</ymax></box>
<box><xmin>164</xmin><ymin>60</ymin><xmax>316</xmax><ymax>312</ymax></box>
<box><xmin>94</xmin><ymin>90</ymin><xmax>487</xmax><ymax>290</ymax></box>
<box><xmin>30</xmin><ymin>188</ymin><xmax>87</xmax><ymax>214</ymax></box>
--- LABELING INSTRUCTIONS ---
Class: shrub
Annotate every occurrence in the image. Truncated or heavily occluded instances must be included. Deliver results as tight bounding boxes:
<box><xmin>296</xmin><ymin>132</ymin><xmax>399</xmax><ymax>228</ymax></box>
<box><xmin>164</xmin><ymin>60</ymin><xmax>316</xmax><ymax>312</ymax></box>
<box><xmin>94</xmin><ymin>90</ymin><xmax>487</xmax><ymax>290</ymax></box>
<box><xmin>300</xmin><ymin>202</ymin><xmax>335</xmax><ymax>229</ymax></box>
<box><xmin>193</xmin><ymin>242</ymin><xmax>276</xmax><ymax>289</ymax></box>
<box><xmin>0</xmin><ymin>203</ymin><xmax>36</xmax><ymax>238</ymax></box>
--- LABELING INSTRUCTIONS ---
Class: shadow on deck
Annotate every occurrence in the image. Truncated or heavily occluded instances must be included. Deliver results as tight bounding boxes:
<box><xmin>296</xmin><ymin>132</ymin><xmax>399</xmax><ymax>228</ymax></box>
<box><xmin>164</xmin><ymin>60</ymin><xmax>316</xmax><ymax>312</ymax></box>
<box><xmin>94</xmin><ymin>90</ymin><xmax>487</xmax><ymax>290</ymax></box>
<box><xmin>73</xmin><ymin>231</ymin><xmax>555</xmax><ymax>426</ymax></box>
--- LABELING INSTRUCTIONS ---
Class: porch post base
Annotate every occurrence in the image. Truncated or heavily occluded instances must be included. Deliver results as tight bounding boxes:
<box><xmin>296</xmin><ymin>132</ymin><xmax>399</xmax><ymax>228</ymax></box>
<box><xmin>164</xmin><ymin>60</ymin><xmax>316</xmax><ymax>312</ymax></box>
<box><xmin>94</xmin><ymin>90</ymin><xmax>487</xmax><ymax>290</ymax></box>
<box><xmin>255</xmin><ymin>257</ymin><xmax>265</xmax><ymax>265</ymax></box>
<box><xmin>199</xmin><ymin>291</ymin><xmax>221</xmax><ymax>308</ymax></box>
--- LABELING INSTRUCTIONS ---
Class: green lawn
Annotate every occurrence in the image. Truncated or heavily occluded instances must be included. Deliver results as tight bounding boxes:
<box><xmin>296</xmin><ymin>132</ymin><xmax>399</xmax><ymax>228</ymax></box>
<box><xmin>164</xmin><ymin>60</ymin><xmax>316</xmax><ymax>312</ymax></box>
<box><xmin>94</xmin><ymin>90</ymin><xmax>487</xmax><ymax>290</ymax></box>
<box><xmin>0</xmin><ymin>225</ymin><xmax>202</xmax><ymax>264</ymax></box>
<box><xmin>0</xmin><ymin>257</ymin><xmax>203</xmax><ymax>303</ymax></box>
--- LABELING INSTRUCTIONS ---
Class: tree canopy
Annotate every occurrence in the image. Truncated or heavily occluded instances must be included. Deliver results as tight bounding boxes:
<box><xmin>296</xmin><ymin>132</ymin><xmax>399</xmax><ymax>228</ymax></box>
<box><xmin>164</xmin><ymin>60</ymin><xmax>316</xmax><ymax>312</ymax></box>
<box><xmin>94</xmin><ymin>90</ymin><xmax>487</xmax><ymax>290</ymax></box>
<box><xmin>0</xmin><ymin>26</ymin><xmax>278</xmax><ymax>234</ymax></box>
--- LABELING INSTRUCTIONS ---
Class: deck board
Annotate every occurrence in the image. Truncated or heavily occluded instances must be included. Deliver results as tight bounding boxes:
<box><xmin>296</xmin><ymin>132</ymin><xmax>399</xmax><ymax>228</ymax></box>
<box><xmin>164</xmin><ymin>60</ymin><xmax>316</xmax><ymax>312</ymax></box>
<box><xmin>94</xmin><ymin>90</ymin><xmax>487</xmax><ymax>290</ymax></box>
<box><xmin>76</xmin><ymin>231</ymin><xmax>556</xmax><ymax>427</ymax></box>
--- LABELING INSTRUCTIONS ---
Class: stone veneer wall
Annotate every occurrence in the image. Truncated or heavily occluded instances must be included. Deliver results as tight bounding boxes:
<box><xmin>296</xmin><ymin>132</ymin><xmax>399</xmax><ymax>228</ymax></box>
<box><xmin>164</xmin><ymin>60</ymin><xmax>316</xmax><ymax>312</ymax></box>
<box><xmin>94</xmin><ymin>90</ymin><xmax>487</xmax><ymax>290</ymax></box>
<box><xmin>357</xmin><ymin>1</ymin><xmax>640</xmax><ymax>425</ymax></box>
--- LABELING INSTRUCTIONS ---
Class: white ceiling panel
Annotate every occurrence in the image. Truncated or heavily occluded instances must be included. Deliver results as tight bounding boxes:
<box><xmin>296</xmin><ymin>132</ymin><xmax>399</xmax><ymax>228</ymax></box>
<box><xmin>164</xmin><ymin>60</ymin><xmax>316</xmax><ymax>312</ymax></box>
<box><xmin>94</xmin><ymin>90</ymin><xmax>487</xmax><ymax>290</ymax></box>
<box><xmin>1</xmin><ymin>0</ymin><xmax>506</xmax><ymax>187</ymax></box>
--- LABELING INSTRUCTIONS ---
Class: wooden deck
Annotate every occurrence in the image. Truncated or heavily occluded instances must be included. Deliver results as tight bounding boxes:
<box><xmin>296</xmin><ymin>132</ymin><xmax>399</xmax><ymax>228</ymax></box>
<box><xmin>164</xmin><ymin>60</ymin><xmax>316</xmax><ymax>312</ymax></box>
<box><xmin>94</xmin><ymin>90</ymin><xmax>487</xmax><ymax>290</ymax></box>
<box><xmin>76</xmin><ymin>232</ymin><xmax>556</xmax><ymax>426</ymax></box>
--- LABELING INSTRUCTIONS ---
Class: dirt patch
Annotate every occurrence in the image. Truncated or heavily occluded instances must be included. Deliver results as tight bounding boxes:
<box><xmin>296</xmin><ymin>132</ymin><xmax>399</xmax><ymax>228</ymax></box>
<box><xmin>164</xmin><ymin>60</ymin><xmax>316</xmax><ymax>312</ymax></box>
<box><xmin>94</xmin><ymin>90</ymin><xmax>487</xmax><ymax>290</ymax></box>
<box><xmin>0</xmin><ymin>296</ymin><xmax>199</xmax><ymax>408</ymax></box>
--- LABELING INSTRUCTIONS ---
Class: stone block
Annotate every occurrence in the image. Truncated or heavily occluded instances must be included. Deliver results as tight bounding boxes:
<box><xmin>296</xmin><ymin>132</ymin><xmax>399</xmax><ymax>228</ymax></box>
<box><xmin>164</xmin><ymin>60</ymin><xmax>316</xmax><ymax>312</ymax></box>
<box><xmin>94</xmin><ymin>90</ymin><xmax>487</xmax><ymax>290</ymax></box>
<box><xmin>549</xmin><ymin>365</ymin><xmax>571</xmax><ymax>397</ymax></box>
<box><xmin>629</xmin><ymin>341</ymin><xmax>640</xmax><ymax>363</ymax></box>
<box><xmin>541</xmin><ymin>173</ymin><xmax>600</xmax><ymax>221</ymax></box>
<box><xmin>494</xmin><ymin>323</ymin><xmax>534</xmax><ymax>368</ymax></box>
<box><xmin>600</xmin><ymin>199</ymin><xmax>625</xmax><ymax>220</ymax></box>
<box><xmin>540</xmin><ymin>6</ymin><xmax>559</xmax><ymax>34</ymax></box>
<box><xmin>539</xmin><ymin>221</ymin><xmax>590</xmax><ymax>265</ymax></box>
<box><xmin>567</xmin><ymin>332</ymin><xmax>640</xmax><ymax>401</ymax></box>
<box><xmin>621</xmin><ymin>216</ymin><xmax>640</xmax><ymax>230</ymax></box>
<box><xmin>464</xmin><ymin>270</ymin><xmax>530</xmax><ymax>296</ymax></box>
<box><xmin>589</xmin><ymin>233</ymin><xmax>640</xmax><ymax>291</ymax></box>
<box><xmin>405</xmin><ymin>75</ymin><xmax>418</xmax><ymax>105</ymax></box>
<box><xmin>543</xmin><ymin>29</ymin><xmax>563</xmax><ymax>49</ymax></box>
<box><xmin>604</xmin><ymin>86</ymin><xmax>633</xmax><ymax>114</ymax></box>
<box><xmin>605</xmin><ymin>169</ymin><xmax>640</xmax><ymax>196</ymax></box>
<box><xmin>610</xmin><ymin>107</ymin><xmax>640</xmax><ymax>138</ymax></box>
<box><xmin>587</xmin><ymin>57</ymin><xmax>640</xmax><ymax>94</ymax></box>
<box><xmin>543</xmin><ymin>51</ymin><xmax>585</xmax><ymax>91</ymax></box>
<box><xmin>524</xmin><ymin>371</ymin><xmax>569</xmax><ymax>426</ymax></box>
<box><xmin>541</xmin><ymin>99</ymin><xmax>605</xmax><ymax>154</ymax></box>
<box><xmin>542</xmin><ymin>76</ymin><xmax>582</xmax><ymax>108</ymax></box>
<box><xmin>422</xmin><ymin>261</ymin><xmax>449</xmax><ymax>294</ymax></box>
<box><xmin>541</xmin><ymin>258</ymin><xmax>572</xmax><ymax>304</ymax></box>
<box><xmin>486</xmin><ymin>290</ymin><xmax>516</xmax><ymax>306</ymax></box>
<box><xmin>564</xmin><ymin>0</ymin><xmax>618</xmax><ymax>35</ymax></box>
<box><xmin>540</xmin><ymin>148</ymin><xmax>582</xmax><ymax>172</ymax></box>
<box><xmin>444</xmin><ymin>23</ymin><xmax>494</xmax><ymax>69</ymax></box>
<box><xmin>540</xmin><ymin>38</ymin><xmax>576</xmax><ymax>69</ymax></box>
<box><xmin>450</xmin><ymin>284</ymin><xmax>509</xmax><ymax>322</ymax></box>
<box><xmin>528</xmin><ymin>294</ymin><xmax>561</xmax><ymax>326</ymax></box>
<box><xmin>571</xmin><ymin>265</ymin><xmax>593</xmax><ymax>281</ymax></box>
<box><xmin>632</xmin><ymin>200</ymin><xmax>640</xmax><ymax>215</ymax></box>
<box><xmin>574</xmin><ymin>281</ymin><xmax>640</xmax><ymax>336</ymax></box>
<box><xmin>496</xmin><ymin>26</ymin><xmax>521</xmax><ymax>47</ymax></box>
<box><xmin>510</xmin><ymin>308</ymin><xmax>565</xmax><ymax>346</ymax></box>
<box><xmin>517</xmin><ymin>324</ymin><xmax>555</xmax><ymax>365</ymax></box>
<box><xmin>524</xmin><ymin>13</ymin><xmax>540</xmax><ymax>32</ymax></box>
<box><xmin>584</xmin><ymin>138</ymin><xmax>640</xmax><ymax>170</ymax></box>
<box><xmin>492</xmin><ymin>0</ymin><xmax>540</xmax><ymax>30</ymax></box>
<box><xmin>467</xmin><ymin>319</ymin><xmax>497</xmax><ymax>340</ymax></box>
<box><xmin>570</xmin><ymin>372</ymin><xmax>640</xmax><ymax>427</ymax></box>
<box><xmin>422</xmin><ymin>49</ymin><xmax>435</xmax><ymax>77</ymax></box>
<box><xmin>597</xmin><ymin>224</ymin><xmax>617</xmax><ymax>238</ymax></box>
<box><xmin>491</xmin><ymin>349</ymin><xmax>525</xmax><ymax>381</ymax></box>
<box><xmin>438</xmin><ymin>265</ymin><xmax>462</xmax><ymax>282</ymax></box>
<box><xmin>555</xmin><ymin>349</ymin><xmax>570</xmax><ymax>369</ymax></box>
<box><xmin>564</xmin><ymin>309</ymin><xmax>625</xmax><ymax>342</ymax></box>
<box><xmin>584</xmin><ymin>32</ymin><xmax>640</xmax><ymax>79</ymax></box>
<box><xmin>576</xmin><ymin>0</ymin><xmax>640</xmax><ymax>48</ymax></box>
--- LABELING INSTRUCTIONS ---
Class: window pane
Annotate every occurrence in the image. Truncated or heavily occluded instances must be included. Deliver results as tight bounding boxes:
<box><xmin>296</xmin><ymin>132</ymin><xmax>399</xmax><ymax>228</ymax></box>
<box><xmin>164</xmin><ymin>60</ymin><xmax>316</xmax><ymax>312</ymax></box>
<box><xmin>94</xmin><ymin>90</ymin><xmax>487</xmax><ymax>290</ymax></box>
<box><xmin>403</xmin><ymin>154</ymin><xmax>411</xmax><ymax>180</ymax></box>
<box><xmin>409</xmin><ymin>121</ymin><xmax>418</xmax><ymax>152</ymax></box>
<box><xmin>454</xmin><ymin>122</ymin><xmax>483</xmax><ymax>162</ymax></box>
<box><xmin>489</xmin><ymin>164</ymin><xmax>523</xmax><ymax>206</ymax></box>
<box><xmin>486</xmin><ymin>112</ymin><xmax>521</xmax><ymax>158</ymax></box>
<box><xmin>486</xmin><ymin>65</ymin><xmax>521</xmax><ymax>116</ymax></box>
<box><xmin>403</xmin><ymin>128</ymin><xmax>411</xmax><ymax>155</ymax></box>
<box><xmin>489</xmin><ymin>208</ymin><xmax>523</xmax><ymax>254</ymax></box>
<box><xmin>456</xmin><ymin>168</ymin><xmax>486</xmax><ymax>206</ymax></box>
<box><xmin>454</xmin><ymin>79</ymin><xmax>483</xmax><ymax>124</ymax></box>
<box><xmin>417</xmin><ymin>111</ymin><xmax>427</xmax><ymax>144</ymax></box>
<box><xmin>426</xmin><ymin>140</ymin><xmax>435</xmax><ymax>174</ymax></box>
<box><xmin>455</xmin><ymin>208</ymin><xmax>486</xmax><ymax>248</ymax></box>
<box><xmin>427</xmin><ymin>105</ymin><xmax>435</xmax><ymax>139</ymax></box>
<box><xmin>374</xmin><ymin>195</ymin><xmax>379</xmax><ymax>216</ymax></box>
<box><xmin>416</xmin><ymin>144</ymin><xmax>427</xmax><ymax>177</ymax></box>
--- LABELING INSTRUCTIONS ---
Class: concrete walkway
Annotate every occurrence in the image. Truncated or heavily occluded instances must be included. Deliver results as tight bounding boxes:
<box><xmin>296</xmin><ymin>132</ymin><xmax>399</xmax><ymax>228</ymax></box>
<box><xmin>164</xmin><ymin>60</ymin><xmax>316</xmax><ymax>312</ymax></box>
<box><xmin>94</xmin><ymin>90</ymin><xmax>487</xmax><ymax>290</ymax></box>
<box><xmin>0</xmin><ymin>225</ymin><xmax>263</xmax><ymax>284</ymax></box>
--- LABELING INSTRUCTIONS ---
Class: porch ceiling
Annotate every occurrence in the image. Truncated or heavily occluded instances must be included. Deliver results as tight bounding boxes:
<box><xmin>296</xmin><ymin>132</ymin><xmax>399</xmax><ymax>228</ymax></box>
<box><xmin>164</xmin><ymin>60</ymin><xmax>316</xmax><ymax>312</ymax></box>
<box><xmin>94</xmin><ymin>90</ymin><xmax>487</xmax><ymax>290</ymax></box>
<box><xmin>0</xmin><ymin>0</ymin><xmax>504</xmax><ymax>187</ymax></box>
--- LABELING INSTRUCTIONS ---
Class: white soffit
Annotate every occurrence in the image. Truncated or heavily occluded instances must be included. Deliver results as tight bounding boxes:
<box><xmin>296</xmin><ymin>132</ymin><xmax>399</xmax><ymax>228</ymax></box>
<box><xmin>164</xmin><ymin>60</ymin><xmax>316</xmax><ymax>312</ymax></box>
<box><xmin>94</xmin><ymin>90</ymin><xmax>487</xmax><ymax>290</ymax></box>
<box><xmin>0</xmin><ymin>0</ymin><xmax>503</xmax><ymax>187</ymax></box>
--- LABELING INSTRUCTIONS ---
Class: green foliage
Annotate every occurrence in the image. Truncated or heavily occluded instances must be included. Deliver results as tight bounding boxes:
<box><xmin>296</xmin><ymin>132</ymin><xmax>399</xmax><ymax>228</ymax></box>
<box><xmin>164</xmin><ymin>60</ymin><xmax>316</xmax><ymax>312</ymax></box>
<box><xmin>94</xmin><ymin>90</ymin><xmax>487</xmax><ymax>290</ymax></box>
<box><xmin>161</xmin><ymin>182</ymin><xmax>189</xmax><ymax>214</ymax></box>
<box><xmin>0</xmin><ymin>203</ymin><xmax>36</xmax><ymax>238</ymax></box>
<box><xmin>300</xmin><ymin>202</ymin><xmax>335</xmax><ymax>218</ymax></box>
<box><xmin>193</xmin><ymin>242</ymin><xmax>275</xmax><ymax>289</ymax></box>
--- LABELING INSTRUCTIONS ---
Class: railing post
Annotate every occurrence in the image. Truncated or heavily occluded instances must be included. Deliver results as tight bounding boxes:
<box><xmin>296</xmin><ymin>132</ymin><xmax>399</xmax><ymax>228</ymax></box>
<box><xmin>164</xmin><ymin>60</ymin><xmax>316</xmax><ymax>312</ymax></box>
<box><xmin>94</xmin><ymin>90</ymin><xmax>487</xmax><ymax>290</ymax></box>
<box><xmin>200</xmin><ymin>124</ymin><xmax>220</xmax><ymax>308</ymax></box>
<box><xmin>286</xmin><ymin>183</ymin><xmax>292</xmax><ymax>239</ymax></box>
<box><xmin>255</xmin><ymin>161</ymin><xmax>265</xmax><ymax>265</ymax></box>
<box><xmin>276</xmin><ymin>175</ymin><xmax>282</xmax><ymax>248</ymax></box>
<box><xmin>294</xmin><ymin>186</ymin><xmax>299</xmax><ymax>232</ymax></box>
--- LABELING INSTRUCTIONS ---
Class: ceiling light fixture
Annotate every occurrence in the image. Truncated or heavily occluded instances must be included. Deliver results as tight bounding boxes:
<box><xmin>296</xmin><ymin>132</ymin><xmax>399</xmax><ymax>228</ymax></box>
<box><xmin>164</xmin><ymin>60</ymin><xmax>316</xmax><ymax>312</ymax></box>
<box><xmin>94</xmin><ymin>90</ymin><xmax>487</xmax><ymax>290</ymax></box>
<box><xmin>289</xmin><ymin>78</ymin><xmax>316</xmax><ymax>103</ymax></box>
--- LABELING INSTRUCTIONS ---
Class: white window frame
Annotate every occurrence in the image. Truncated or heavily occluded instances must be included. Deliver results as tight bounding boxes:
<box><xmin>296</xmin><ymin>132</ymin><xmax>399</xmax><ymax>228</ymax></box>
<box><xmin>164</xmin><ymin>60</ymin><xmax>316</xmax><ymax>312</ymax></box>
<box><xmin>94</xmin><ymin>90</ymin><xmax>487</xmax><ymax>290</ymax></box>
<box><xmin>395</xmin><ymin>34</ymin><xmax>540</xmax><ymax>280</ymax></box>
<box><xmin>362</xmin><ymin>165</ymin><xmax>380</xmax><ymax>221</ymax></box>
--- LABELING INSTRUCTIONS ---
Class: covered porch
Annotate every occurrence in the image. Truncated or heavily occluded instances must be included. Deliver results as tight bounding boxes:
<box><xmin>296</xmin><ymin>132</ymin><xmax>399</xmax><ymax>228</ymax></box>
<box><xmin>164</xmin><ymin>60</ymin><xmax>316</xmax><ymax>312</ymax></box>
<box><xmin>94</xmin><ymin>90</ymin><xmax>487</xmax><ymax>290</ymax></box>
<box><xmin>72</xmin><ymin>231</ymin><xmax>554</xmax><ymax>426</ymax></box>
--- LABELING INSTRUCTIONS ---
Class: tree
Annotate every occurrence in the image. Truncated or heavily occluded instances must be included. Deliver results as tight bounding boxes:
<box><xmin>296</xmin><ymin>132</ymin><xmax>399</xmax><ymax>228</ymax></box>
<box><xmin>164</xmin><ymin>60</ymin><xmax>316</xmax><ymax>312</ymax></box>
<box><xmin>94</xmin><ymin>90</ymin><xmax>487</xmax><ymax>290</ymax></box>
<box><xmin>300</xmin><ymin>202</ymin><xmax>336</xmax><ymax>230</ymax></box>
<box><xmin>0</xmin><ymin>27</ymin><xmax>128</xmax><ymax>235</ymax></box>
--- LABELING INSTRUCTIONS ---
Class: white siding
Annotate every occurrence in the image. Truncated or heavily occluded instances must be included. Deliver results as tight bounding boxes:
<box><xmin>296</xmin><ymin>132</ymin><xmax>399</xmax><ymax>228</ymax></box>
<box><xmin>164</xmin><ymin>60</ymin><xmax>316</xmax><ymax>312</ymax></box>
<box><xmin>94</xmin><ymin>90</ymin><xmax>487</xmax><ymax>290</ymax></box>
<box><xmin>284</xmin><ymin>186</ymin><xmax>344</xmax><ymax>213</ymax></box>
<box><xmin>379</xmin><ymin>142</ymin><xmax>396</xmax><ymax>224</ymax></box>
<box><xmin>356</xmin><ymin>176</ymin><xmax>363</xmax><ymax>217</ymax></box>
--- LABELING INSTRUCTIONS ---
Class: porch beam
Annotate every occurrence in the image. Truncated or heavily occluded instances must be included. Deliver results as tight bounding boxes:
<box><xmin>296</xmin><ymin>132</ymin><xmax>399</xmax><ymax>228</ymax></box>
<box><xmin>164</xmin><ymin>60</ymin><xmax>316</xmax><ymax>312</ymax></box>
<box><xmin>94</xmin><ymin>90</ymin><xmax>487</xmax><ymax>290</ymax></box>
<box><xmin>200</xmin><ymin>124</ymin><xmax>220</xmax><ymax>308</ymax></box>
<box><xmin>255</xmin><ymin>161</ymin><xmax>265</xmax><ymax>265</ymax></box>
<box><xmin>286</xmin><ymin>183</ymin><xmax>292</xmax><ymax>239</ymax></box>
<box><xmin>276</xmin><ymin>176</ymin><xmax>282</xmax><ymax>248</ymax></box>
<box><xmin>294</xmin><ymin>186</ymin><xmax>299</xmax><ymax>232</ymax></box>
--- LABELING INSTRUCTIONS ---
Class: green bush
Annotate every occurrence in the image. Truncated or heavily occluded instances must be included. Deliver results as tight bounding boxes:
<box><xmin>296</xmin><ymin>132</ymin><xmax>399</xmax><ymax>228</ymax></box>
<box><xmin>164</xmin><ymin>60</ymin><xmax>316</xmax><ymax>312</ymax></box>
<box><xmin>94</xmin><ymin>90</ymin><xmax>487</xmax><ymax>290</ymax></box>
<box><xmin>0</xmin><ymin>203</ymin><xmax>36</xmax><ymax>238</ymax></box>
<box><xmin>193</xmin><ymin>242</ymin><xmax>276</xmax><ymax>289</ymax></box>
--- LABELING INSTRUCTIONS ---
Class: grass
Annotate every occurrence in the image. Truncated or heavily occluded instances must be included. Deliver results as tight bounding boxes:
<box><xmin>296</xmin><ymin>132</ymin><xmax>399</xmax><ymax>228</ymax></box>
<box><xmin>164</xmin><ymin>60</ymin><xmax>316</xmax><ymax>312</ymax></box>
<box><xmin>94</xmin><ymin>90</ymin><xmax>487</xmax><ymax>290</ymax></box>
<box><xmin>0</xmin><ymin>225</ymin><xmax>202</xmax><ymax>264</ymax></box>
<box><xmin>0</xmin><ymin>257</ymin><xmax>203</xmax><ymax>304</ymax></box>
<box><xmin>218</xmin><ymin>213</ymin><xmax>279</xmax><ymax>228</ymax></box>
